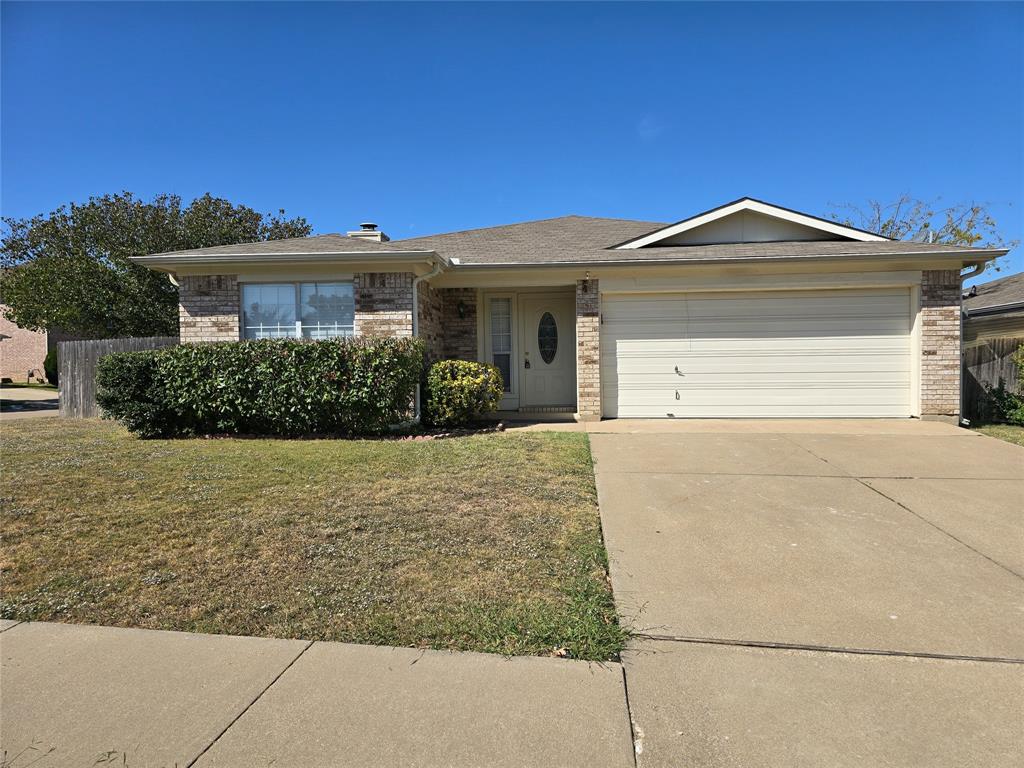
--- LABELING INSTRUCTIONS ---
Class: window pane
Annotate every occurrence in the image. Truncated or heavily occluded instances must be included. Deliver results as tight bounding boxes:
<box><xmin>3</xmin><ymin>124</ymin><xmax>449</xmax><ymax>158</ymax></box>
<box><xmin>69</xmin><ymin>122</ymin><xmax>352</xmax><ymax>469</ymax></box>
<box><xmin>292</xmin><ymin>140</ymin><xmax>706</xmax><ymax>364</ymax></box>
<box><xmin>493</xmin><ymin>353</ymin><xmax>511</xmax><ymax>392</ymax></box>
<box><xmin>490</xmin><ymin>298</ymin><xmax>512</xmax><ymax>392</ymax></box>
<box><xmin>300</xmin><ymin>282</ymin><xmax>354</xmax><ymax>339</ymax></box>
<box><xmin>242</xmin><ymin>283</ymin><xmax>297</xmax><ymax>339</ymax></box>
<box><xmin>538</xmin><ymin>312</ymin><xmax>557</xmax><ymax>364</ymax></box>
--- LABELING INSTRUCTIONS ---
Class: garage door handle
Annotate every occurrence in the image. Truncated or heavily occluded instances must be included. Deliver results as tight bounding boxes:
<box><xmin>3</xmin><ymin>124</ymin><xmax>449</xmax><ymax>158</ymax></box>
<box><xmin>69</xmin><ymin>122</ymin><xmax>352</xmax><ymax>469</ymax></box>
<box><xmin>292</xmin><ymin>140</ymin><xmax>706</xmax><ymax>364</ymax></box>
<box><xmin>674</xmin><ymin>366</ymin><xmax>685</xmax><ymax>376</ymax></box>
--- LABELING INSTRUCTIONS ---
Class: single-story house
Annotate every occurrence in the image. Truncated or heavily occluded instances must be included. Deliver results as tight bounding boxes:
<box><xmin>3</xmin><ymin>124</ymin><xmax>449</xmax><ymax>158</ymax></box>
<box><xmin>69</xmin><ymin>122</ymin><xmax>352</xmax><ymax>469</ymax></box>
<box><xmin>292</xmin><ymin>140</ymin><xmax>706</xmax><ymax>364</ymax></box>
<box><xmin>133</xmin><ymin>197</ymin><xmax>1008</xmax><ymax>423</ymax></box>
<box><xmin>963</xmin><ymin>272</ymin><xmax>1024</xmax><ymax>348</ymax></box>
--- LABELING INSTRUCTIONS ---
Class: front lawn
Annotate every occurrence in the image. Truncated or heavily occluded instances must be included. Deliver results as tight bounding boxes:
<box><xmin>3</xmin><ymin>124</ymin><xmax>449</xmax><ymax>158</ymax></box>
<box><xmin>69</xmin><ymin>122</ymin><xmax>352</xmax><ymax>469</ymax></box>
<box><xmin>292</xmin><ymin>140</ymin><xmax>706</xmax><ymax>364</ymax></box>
<box><xmin>0</xmin><ymin>420</ymin><xmax>625</xmax><ymax>660</ymax></box>
<box><xmin>973</xmin><ymin>423</ymin><xmax>1024</xmax><ymax>447</ymax></box>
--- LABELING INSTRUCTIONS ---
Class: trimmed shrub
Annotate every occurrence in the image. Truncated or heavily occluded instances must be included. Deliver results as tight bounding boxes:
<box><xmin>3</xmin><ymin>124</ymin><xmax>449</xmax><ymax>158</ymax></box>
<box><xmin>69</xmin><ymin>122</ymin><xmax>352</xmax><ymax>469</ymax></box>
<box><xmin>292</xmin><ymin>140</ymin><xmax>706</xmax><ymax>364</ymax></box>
<box><xmin>425</xmin><ymin>360</ymin><xmax>504</xmax><ymax>427</ymax></box>
<box><xmin>96</xmin><ymin>337</ymin><xmax>425</xmax><ymax>438</ymax></box>
<box><xmin>43</xmin><ymin>348</ymin><xmax>58</xmax><ymax>385</ymax></box>
<box><xmin>95</xmin><ymin>350</ymin><xmax>174</xmax><ymax>438</ymax></box>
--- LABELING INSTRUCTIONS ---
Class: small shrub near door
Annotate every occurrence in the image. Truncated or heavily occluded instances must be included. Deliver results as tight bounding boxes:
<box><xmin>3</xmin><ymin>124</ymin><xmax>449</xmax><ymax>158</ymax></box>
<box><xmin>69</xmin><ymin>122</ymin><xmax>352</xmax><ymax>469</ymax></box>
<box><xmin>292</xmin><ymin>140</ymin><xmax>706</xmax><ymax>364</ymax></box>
<box><xmin>96</xmin><ymin>337</ymin><xmax>425</xmax><ymax>438</ymax></box>
<box><xmin>425</xmin><ymin>360</ymin><xmax>504</xmax><ymax>427</ymax></box>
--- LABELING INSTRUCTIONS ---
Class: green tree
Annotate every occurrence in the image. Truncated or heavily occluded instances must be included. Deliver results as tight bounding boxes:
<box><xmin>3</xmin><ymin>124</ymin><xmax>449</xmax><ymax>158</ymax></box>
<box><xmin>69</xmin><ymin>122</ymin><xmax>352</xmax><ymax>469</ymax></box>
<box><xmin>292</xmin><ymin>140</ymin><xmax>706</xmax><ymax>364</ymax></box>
<box><xmin>830</xmin><ymin>195</ymin><xmax>1017</xmax><ymax>250</ymax></box>
<box><xmin>1</xmin><ymin>192</ymin><xmax>311</xmax><ymax>337</ymax></box>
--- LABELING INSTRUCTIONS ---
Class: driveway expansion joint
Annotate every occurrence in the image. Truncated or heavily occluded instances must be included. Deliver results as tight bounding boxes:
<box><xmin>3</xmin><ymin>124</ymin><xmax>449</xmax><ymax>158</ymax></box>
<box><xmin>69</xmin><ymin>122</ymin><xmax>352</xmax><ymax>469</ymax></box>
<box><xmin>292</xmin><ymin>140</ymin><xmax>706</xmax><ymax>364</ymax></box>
<box><xmin>856</xmin><ymin>478</ymin><xmax>1024</xmax><ymax>581</ymax></box>
<box><xmin>619</xmin><ymin>664</ymin><xmax>641</xmax><ymax>766</ymax></box>
<box><xmin>633</xmin><ymin>632</ymin><xmax>1024</xmax><ymax>665</ymax></box>
<box><xmin>186</xmin><ymin>639</ymin><xmax>314</xmax><ymax>768</ymax></box>
<box><xmin>777</xmin><ymin>433</ymin><xmax>1024</xmax><ymax>581</ymax></box>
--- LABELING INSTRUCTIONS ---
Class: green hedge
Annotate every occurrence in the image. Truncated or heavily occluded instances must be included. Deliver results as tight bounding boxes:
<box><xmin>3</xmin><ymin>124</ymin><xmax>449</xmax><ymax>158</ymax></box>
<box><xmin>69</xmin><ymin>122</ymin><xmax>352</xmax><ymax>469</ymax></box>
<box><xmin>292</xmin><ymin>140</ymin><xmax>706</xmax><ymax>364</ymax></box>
<box><xmin>96</xmin><ymin>337</ymin><xmax>425</xmax><ymax>438</ymax></box>
<box><xmin>425</xmin><ymin>360</ymin><xmax>504</xmax><ymax>427</ymax></box>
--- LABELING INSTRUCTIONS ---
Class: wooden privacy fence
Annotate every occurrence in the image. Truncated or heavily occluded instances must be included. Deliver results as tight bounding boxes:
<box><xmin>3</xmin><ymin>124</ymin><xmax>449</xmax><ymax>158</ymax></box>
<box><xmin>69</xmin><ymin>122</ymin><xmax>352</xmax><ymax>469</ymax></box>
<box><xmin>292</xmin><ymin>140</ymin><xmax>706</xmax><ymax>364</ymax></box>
<box><xmin>962</xmin><ymin>337</ymin><xmax>1024</xmax><ymax>422</ymax></box>
<box><xmin>58</xmin><ymin>336</ymin><xmax>179</xmax><ymax>418</ymax></box>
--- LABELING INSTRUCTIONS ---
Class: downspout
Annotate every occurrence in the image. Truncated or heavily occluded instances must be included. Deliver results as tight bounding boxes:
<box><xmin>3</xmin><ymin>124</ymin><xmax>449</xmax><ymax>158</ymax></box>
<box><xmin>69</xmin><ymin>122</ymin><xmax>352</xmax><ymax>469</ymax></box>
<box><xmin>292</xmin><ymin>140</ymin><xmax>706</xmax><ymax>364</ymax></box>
<box><xmin>411</xmin><ymin>259</ymin><xmax>444</xmax><ymax>421</ymax></box>
<box><xmin>166</xmin><ymin>272</ymin><xmax>179</xmax><ymax>287</ymax></box>
<box><xmin>958</xmin><ymin>261</ymin><xmax>988</xmax><ymax>426</ymax></box>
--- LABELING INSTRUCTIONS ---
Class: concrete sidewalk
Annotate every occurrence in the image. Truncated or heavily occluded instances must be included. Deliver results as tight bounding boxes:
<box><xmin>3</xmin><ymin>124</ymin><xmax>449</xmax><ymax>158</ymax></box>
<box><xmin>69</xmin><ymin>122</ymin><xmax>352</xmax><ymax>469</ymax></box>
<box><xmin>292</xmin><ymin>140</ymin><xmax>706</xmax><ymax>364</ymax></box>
<box><xmin>0</xmin><ymin>621</ymin><xmax>633</xmax><ymax>768</ymax></box>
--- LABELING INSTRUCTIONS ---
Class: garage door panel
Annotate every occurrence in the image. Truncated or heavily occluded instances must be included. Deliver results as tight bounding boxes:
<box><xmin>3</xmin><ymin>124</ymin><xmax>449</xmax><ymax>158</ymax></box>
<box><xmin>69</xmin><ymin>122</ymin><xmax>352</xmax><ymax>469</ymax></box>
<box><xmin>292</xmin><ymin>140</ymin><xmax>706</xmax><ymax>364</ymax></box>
<box><xmin>606</xmin><ymin>339</ymin><xmax>911</xmax><ymax>358</ymax></box>
<box><xmin>600</xmin><ymin>288</ymin><xmax>914</xmax><ymax>419</ymax></box>
<box><xmin>600</xmin><ymin>403</ymin><xmax>914</xmax><ymax>418</ymax></box>
<box><xmin>607</xmin><ymin>371</ymin><xmax>911</xmax><ymax>387</ymax></box>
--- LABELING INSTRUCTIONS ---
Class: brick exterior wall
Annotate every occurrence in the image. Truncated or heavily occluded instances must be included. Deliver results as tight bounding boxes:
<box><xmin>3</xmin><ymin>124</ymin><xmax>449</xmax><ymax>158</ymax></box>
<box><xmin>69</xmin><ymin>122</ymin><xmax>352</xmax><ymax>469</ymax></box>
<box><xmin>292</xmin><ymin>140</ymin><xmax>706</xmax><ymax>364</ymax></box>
<box><xmin>0</xmin><ymin>305</ymin><xmax>48</xmax><ymax>380</ymax></box>
<box><xmin>416</xmin><ymin>286</ymin><xmax>478</xmax><ymax>364</ymax></box>
<box><xmin>441</xmin><ymin>288</ymin><xmax>477</xmax><ymax>361</ymax></box>
<box><xmin>417</xmin><ymin>282</ymin><xmax>445</xmax><ymax>362</ymax></box>
<box><xmin>354</xmin><ymin>272</ymin><xmax>413</xmax><ymax>337</ymax></box>
<box><xmin>178</xmin><ymin>275</ymin><xmax>240</xmax><ymax>343</ymax></box>
<box><xmin>576</xmin><ymin>279</ymin><xmax>601</xmax><ymax>420</ymax></box>
<box><xmin>920</xmin><ymin>269</ymin><xmax>962</xmax><ymax>420</ymax></box>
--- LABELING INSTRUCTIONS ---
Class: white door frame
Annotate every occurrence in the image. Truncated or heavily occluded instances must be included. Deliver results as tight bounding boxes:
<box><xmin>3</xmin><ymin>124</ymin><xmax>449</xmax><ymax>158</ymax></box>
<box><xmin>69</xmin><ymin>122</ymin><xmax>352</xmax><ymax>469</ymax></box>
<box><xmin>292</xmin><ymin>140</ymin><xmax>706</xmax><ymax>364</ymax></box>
<box><xmin>479</xmin><ymin>287</ymin><xmax>576</xmax><ymax>411</ymax></box>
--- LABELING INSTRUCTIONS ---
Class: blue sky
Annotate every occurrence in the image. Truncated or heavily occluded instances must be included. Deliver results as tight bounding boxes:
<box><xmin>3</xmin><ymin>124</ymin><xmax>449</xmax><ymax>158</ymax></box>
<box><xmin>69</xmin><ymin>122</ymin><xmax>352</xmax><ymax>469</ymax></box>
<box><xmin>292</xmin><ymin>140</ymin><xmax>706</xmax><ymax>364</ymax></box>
<box><xmin>3</xmin><ymin>1</ymin><xmax>1022</xmax><ymax>278</ymax></box>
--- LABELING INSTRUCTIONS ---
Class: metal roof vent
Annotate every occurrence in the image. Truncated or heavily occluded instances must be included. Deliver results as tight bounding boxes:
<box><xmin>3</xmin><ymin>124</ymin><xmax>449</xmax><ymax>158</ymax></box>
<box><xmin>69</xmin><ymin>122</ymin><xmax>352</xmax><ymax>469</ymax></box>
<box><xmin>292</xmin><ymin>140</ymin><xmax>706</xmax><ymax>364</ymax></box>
<box><xmin>347</xmin><ymin>221</ymin><xmax>389</xmax><ymax>242</ymax></box>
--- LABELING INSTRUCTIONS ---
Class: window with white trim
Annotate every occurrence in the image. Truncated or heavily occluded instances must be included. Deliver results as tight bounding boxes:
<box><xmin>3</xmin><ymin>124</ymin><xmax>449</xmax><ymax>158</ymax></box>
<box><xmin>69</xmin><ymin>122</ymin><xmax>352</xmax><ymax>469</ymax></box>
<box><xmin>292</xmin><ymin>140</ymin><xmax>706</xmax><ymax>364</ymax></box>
<box><xmin>241</xmin><ymin>282</ymin><xmax>354</xmax><ymax>340</ymax></box>
<box><xmin>489</xmin><ymin>297</ymin><xmax>512</xmax><ymax>392</ymax></box>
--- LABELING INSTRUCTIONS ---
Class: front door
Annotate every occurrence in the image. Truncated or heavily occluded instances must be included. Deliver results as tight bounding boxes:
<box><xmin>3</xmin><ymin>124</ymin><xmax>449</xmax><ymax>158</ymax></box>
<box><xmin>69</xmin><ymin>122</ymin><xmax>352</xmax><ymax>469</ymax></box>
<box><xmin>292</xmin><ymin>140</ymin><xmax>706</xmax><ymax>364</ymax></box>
<box><xmin>519</xmin><ymin>294</ymin><xmax>576</xmax><ymax>408</ymax></box>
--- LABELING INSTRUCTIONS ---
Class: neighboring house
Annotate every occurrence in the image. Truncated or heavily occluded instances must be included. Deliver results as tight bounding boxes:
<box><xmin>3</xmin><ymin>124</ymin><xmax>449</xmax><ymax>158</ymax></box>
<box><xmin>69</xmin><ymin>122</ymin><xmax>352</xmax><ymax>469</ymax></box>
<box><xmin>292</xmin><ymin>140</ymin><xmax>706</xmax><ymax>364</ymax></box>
<box><xmin>132</xmin><ymin>197</ymin><xmax>1007</xmax><ymax>423</ymax></box>
<box><xmin>961</xmin><ymin>272</ymin><xmax>1024</xmax><ymax>419</ymax></box>
<box><xmin>962</xmin><ymin>272</ymin><xmax>1024</xmax><ymax>347</ymax></box>
<box><xmin>0</xmin><ymin>305</ymin><xmax>48</xmax><ymax>382</ymax></box>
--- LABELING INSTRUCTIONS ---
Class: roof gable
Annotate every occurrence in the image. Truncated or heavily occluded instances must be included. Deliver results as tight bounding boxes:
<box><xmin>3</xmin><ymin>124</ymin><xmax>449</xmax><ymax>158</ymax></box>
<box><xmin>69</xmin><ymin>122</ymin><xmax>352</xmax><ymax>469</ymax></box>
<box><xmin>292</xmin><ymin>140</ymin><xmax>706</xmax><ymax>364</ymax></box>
<box><xmin>615</xmin><ymin>197</ymin><xmax>891</xmax><ymax>249</ymax></box>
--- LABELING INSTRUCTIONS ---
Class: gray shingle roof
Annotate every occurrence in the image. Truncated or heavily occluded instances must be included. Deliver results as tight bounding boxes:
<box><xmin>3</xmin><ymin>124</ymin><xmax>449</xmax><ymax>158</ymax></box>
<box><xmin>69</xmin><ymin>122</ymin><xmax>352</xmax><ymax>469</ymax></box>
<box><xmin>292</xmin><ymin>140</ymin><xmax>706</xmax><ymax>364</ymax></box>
<box><xmin>395</xmin><ymin>216</ymin><xmax>1002</xmax><ymax>265</ymax></box>
<box><xmin>963</xmin><ymin>272</ymin><xmax>1024</xmax><ymax>311</ymax></box>
<box><xmin>395</xmin><ymin>215</ymin><xmax>666</xmax><ymax>263</ymax></box>
<box><xmin>147</xmin><ymin>233</ymin><xmax>429</xmax><ymax>258</ymax></box>
<box><xmin>137</xmin><ymin>215</ymin><xmax>1007</xmax><ymax>267</ymax></box>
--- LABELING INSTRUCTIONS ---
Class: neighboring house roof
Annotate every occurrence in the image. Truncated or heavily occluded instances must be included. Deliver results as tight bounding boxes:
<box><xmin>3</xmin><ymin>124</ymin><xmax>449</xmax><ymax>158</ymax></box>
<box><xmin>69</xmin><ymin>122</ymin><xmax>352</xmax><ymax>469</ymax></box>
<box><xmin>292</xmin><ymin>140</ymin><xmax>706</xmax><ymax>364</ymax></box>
<box><xmin>963</xmin><ymin>272</ymin><xmax>1024</xmax><ymax>315</ymax></box>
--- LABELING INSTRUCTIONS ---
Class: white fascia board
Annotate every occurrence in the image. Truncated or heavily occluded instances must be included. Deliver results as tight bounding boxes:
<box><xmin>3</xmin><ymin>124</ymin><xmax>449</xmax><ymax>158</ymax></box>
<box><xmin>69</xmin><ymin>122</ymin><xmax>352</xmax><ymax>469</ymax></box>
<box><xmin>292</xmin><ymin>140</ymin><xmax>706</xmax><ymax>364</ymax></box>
<box><xmin>131</xmin><ymin>250</ymin><xmax>442</xmax><ymax>272</ymax></box>
<box><xmin>615</xmin><ymin>198</ymin><xmax>891</xmax><ymax>249</ymax></box>
<box><xmin>447</xmin><ymin>248</ymin><xmax>1005</xmax><ymax>269</ymax></box>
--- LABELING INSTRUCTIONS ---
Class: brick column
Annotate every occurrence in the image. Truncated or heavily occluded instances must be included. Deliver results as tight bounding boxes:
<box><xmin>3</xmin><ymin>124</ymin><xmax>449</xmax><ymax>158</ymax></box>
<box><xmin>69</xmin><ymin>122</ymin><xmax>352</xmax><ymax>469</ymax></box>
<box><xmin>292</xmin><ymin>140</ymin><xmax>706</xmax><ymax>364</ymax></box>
<box><xmin>178</xmin><ymin>275</ymin><xmax>240</xmax><ymax>342</ymax></box>
<box><xmin>354</xmin><ymin>272</ymin><xmax>414</xmax><ymax>337</ymax></box>
<box><xmin>576</xmin><ymin>279</ymin><xmax>601</xmax><ymax>421</ymax></box>
<box><xmin>920</xmin><ymin>269</ymin><xmax>962</xmax><ymax>421</ymax></box>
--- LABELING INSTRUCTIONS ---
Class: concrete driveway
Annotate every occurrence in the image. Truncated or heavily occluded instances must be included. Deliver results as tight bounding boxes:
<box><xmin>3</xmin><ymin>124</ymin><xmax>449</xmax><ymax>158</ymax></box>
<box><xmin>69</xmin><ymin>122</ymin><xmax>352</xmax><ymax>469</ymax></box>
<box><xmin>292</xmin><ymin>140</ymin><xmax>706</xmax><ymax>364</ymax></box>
<box><xmin>590</xmin><ymin>420</ymin><xmax>1024</xmax><ymax>767</ymax></box>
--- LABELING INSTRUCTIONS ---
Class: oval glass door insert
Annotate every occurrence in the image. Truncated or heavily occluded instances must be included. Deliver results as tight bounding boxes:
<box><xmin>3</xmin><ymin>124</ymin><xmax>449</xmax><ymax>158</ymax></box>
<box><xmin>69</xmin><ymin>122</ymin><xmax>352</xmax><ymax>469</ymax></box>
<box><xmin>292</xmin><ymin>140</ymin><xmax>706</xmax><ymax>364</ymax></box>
<box><xmin>538</xmin><ymin>312</ymin><xmax>557</xmax><ymax>364</ymax></box>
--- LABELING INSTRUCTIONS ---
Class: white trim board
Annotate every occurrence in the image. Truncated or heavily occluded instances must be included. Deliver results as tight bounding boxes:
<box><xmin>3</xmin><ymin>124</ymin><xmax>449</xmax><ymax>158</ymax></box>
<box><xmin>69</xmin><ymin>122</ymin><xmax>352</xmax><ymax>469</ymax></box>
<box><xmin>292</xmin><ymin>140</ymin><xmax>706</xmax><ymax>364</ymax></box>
<box><xmin>615</xmin><ymin>198</ymin><xmax>891</xmax><ymax>249</ymax></box>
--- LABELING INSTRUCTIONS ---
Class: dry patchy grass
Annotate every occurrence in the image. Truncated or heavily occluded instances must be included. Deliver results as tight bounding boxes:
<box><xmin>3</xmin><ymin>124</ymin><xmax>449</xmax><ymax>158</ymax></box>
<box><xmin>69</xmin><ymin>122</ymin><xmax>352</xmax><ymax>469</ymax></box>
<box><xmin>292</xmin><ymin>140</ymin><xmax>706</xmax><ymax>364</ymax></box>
<box><xmin>973</xmin><ymin>423</ymin><xmax>1024</xmax><ymax>447</ymax></box>
<box><xmin>0</xmin><ymin>419</ymin><xmax>625</xmax><ymax>660</ymax></box>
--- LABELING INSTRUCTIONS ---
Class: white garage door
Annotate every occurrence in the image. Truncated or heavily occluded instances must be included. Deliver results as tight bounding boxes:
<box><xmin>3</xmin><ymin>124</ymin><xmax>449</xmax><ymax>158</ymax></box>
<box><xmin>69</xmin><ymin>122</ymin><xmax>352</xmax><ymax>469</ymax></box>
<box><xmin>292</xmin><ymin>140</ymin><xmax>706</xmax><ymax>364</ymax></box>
<box><xmin>600</xmin><ymin>288</ymin><xmax>914</xmax><ymax>418</ymax></box>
